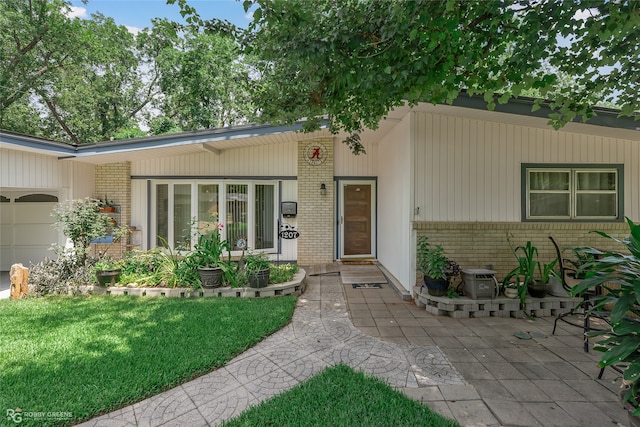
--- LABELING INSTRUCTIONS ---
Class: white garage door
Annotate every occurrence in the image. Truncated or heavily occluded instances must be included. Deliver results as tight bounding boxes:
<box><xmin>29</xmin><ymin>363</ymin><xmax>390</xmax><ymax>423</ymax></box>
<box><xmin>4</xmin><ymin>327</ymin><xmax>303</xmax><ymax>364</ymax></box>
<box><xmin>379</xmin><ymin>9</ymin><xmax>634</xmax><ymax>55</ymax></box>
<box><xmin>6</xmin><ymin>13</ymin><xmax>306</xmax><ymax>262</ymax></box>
<box><xmin>0</xmin><ymin>194</ymin><xmax>58</xmax><ymax>270</ymax></box>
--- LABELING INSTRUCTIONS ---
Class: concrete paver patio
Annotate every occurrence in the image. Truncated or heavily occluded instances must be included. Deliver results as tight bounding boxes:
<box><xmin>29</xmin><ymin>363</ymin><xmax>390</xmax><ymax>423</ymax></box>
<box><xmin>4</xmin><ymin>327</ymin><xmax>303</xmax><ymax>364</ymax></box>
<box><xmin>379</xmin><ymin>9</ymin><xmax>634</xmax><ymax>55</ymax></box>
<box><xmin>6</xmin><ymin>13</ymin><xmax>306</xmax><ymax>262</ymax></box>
<box><xmin>80</xmin><ymin>270</ymin><xmax>629</xmax><ymax>427</ymax></box>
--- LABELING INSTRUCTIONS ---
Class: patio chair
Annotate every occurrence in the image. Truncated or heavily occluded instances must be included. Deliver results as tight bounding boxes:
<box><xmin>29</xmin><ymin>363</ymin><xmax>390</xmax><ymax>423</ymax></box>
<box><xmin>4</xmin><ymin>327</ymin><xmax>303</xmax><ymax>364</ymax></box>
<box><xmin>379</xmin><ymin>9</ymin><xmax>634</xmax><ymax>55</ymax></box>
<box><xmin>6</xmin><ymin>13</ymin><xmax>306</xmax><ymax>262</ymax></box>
<box><xmin>549</xmin><ymin>235</ymin><xmax>608</xmax><ymax>353</ymax></box>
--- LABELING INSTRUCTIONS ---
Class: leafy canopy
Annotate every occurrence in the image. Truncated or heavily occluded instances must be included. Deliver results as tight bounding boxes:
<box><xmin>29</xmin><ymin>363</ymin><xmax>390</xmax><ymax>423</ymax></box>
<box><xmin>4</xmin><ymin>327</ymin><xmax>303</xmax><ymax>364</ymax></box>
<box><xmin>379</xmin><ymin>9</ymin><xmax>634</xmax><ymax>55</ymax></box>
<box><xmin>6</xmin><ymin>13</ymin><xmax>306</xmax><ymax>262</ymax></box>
<box><xmin>181</xmin><ymin>0</ymin><xmax>638</xmax><ymax>154</ymax></box>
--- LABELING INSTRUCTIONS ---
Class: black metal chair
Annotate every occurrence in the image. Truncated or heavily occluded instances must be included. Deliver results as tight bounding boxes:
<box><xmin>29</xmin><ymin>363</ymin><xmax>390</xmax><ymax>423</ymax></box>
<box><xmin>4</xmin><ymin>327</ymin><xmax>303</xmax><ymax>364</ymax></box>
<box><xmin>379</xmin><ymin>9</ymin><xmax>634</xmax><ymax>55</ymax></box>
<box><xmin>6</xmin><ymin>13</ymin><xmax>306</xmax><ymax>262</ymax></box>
<box><xmin>549</xmin><ymin>235</ymin><xmax>608</xmax><ymax>353</ymax></box>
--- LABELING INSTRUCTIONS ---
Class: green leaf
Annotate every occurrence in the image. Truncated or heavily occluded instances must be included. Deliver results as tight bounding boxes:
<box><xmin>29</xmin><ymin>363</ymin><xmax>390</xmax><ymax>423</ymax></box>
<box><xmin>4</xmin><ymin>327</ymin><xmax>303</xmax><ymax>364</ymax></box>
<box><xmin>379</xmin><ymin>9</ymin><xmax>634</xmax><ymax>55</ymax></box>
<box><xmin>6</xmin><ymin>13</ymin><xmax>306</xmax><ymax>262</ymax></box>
<box><xmin>601</xmin><ymin>335</ymin><xmax>640</xmax><ymax>366</ymax></box>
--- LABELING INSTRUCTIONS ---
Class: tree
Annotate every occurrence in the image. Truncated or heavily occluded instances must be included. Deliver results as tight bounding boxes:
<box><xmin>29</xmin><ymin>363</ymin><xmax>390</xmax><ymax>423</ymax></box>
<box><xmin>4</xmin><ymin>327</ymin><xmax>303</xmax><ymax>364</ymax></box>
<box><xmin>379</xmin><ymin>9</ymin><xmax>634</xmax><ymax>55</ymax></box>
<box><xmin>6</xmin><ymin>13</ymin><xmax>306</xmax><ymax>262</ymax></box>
<box><xmin>190</xmin><ymin>0</ymin><xmax>638</xmax><ymax>154</ymax></box>
<box><xmin>0</xmin><ymin>0</ymin><xmax>81</xmax><ymax>111</ymax></box>
<box><xmin>139</xmin><ymin>19</ymin><xmax>257</xmax><ymax>130</ymax></box>
<box><xmin>35</xmin><ymin>13</ymin><xmax>154</xmax><ymax>143</ymax></box>
<box><xmin>1</xmin><ymin>1</ymin><xmax>257</xmax><ymax>142</ymax></box>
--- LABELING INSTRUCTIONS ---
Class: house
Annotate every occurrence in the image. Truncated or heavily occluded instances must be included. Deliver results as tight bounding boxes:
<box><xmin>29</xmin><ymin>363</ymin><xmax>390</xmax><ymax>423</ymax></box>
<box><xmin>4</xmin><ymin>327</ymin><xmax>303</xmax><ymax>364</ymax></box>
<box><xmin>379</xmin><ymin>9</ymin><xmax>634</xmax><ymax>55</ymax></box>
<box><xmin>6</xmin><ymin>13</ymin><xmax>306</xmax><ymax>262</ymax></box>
<box><xmin>1</xmin><ymin>93</ymin><xmax>639</xmax><ymax>294</ymax></box>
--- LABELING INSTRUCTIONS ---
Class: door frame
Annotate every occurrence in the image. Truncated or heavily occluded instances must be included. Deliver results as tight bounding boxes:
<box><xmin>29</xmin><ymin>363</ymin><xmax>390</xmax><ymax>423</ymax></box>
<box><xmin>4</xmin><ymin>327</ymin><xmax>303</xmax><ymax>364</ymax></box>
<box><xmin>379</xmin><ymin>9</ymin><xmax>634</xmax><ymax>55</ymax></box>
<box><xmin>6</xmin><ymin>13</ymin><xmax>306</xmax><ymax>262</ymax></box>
<box><xmin>337</xmin><ymin>178</ymin><xmax>377</xmax><ymax>259</ymax></box>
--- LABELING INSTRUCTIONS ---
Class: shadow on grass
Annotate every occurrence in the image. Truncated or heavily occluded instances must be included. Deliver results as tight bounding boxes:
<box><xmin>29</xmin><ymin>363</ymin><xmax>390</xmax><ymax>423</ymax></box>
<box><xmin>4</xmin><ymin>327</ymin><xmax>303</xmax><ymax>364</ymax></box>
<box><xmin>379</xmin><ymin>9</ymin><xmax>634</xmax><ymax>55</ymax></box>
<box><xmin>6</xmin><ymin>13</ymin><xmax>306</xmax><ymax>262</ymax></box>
<box><xmin>0</xmin><ymin>295</ymin><xmax>296</xmax><ymax>426</ymax></box>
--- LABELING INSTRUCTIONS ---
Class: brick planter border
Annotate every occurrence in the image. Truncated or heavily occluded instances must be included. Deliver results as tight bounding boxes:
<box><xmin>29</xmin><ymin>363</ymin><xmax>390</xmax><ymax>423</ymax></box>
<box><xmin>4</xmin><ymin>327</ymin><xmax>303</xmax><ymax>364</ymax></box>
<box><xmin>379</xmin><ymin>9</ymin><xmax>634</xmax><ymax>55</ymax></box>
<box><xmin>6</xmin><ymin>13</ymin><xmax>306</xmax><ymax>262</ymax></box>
<box><xmin>78</xmin><ymin>270</ymin><xmax>307</xmax><ymax>298</ymax></box>
<box><xmin>414</xmin><ymin>285</ymin><xmax>580</xmax><ymax>319</ymax></box>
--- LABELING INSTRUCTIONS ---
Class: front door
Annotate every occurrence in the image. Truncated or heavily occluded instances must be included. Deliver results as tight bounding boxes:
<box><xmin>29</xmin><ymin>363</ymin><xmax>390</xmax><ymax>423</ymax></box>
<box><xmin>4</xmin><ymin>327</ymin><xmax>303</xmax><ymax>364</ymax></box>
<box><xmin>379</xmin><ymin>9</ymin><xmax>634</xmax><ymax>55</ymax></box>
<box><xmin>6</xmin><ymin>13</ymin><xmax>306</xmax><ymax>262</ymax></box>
<box><xmin>339</xmin><ymin>180</ymin><xmax>376</xmax><ymax>259</ymax></box>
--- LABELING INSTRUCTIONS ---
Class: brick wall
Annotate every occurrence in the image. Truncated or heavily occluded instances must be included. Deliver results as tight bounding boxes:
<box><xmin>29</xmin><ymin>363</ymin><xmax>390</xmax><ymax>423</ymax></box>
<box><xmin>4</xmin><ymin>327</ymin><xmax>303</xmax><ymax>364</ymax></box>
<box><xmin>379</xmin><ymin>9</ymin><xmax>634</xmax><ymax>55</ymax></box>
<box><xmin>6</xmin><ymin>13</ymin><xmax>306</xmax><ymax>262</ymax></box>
<box><xmin>94</xmin><ymin>162</ymin><xmax>131</xmax><ymax>258</ymax></box>
<box><xmin>297</xmin><ymin>138</ymin><xmax>334</xmax><ymax>265</ymax></box>
<box><xmin>414</xmin><ymin>221</ymin><xmax>630</xmax><ymax>286</ymax></box>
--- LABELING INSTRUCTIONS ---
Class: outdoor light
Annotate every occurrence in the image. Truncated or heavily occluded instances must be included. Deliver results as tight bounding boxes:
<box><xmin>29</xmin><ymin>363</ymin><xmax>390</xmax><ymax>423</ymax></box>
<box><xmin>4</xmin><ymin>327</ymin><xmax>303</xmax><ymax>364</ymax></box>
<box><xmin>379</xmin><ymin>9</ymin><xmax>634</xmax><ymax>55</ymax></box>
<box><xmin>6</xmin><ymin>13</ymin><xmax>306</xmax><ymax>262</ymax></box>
<box><xmin>320</xmin><ymin>183</ymin><xmax>327</xmax><ymax>196</ymax></box>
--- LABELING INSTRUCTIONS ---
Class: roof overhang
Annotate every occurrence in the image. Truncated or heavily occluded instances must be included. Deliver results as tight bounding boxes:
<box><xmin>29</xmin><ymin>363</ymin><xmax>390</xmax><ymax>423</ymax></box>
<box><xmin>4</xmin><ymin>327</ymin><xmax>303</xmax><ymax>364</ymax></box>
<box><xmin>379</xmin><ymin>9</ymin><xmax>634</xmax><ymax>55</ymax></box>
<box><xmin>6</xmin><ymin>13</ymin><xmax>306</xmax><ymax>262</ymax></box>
<box><xmin>1</xmin><ymin>94</ymin><xmax>638</xmax><ymax>163</ymax></box>
<box><xmin>0</xmin><ymin>131</ymin><xmax>77</xmax><ymax>157</ymax></box>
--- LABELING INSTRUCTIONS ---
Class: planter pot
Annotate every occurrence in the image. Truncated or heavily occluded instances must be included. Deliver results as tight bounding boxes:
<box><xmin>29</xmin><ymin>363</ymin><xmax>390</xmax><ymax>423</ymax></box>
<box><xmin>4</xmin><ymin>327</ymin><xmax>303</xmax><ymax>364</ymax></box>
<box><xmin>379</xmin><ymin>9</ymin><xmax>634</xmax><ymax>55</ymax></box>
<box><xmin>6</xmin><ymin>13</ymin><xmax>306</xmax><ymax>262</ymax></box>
<box><xmin>528</xmin><ymin>282</ymin><xmax>548</xmax><ymax>298</ymax></box>
<box><xmin>96</xmin><ymin>269</ymin><xmax>121</xmax><ymax>286</ymax></box>
<box><xmin>248</xmin><ymin>268</ymin><xmax>270</xmax><ymax>288</ymax></box>
<box><xmin>504</xmin><ymin>287</ymin><xmax>518</xmax><ymax>298</ymax></box>
<box><xmin>99</xmin><ymin>207</ymin><xmax>116</xmax><ymax>213</ymax></box>
<box><xmin>424</xmin><ymin>277</ymin><xmax>449</xmax><ymax>297</ymax></box>
<box><xmin>198</xmin><ymin>267</ymin><xmax>224</xmax><ymax>288</ymax></box>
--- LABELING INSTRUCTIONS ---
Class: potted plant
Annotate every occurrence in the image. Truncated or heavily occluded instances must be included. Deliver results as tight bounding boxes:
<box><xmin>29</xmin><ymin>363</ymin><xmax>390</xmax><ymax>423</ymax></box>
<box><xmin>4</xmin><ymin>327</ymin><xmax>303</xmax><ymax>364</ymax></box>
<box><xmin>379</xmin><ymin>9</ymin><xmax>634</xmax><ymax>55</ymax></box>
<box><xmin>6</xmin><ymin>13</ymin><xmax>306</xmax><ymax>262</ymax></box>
<box><xmin>192</xmin><ymin>222</ymin><xmax>235</xmax><ymax>288</ymax></box>
<box><xmin>503</xmin><ymin>282</ymin><xmax>519</xmax><ymax>298</ymax></box>
<box><xmin>572</xmin><ymin>218</ymin><xmax>640</xmax><ymax>424</ymax></box>
<box><xmin>241</xmin><ymin>251</ymin><xmax>272</xmax><ymax>288</ymax></box>
<box><xmin>416</xmin><ymin>236</ymin><xmax>460</xmax><ymax>296</ymax></box>
<box><xmin>99</xmin><ymin>195</ymin><xmax>116</xmax><ymax>213</ymax></box>
<box><xmin>533</xmin><ymin>259</ymin><xmax>559</xmax><ymax>297</ymax></box>
<box><xmin>503</xmin><ymin>240</ymin><xmax>540</xmax><ymax>311</ymax></box>
<box><xmin>94</xmin><ymin>257</ymin><xmax>122</xmax><ymax>286</ymax></box>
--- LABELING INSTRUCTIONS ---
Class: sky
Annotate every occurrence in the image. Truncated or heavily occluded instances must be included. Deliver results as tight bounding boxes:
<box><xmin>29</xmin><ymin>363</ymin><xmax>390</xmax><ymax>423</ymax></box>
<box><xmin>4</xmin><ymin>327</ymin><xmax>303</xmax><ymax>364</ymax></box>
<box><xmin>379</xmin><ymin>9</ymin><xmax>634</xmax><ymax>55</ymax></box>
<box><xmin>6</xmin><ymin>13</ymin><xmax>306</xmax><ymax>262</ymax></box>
<box><xmin>69</xmin><ymin>0</ymin><xmax>253</xmax><ymax>33</ymax></box>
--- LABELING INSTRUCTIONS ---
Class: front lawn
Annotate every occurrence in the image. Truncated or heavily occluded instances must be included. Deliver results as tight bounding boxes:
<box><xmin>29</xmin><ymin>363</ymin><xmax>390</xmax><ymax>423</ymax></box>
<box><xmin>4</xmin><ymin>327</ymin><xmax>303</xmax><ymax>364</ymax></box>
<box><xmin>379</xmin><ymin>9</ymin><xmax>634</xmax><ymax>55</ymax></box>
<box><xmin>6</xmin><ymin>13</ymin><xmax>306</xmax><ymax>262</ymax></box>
<box><xmin>222</xmin><ymin>364</ymin><xmax>460</xmax><ymax>427</ymax></box>
<box><xmin>0</xmin><ymin>295</ymin><xmax>296</xmax><ymax>426</ymax></box>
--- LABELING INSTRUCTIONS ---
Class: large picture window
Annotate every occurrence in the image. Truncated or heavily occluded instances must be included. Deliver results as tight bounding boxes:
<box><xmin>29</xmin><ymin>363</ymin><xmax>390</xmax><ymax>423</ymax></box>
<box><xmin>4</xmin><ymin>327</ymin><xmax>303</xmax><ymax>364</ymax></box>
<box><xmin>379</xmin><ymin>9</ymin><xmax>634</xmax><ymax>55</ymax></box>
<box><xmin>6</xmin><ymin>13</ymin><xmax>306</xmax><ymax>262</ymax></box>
<box><xmin>153</xmin><ymin>180</ymin><xmax>278</xmax><ymax>252</ymax></box>
<box><xmin>523</xmin><ymin>164</ymin><xmax>622</xmax><ymax>221</ymax></box>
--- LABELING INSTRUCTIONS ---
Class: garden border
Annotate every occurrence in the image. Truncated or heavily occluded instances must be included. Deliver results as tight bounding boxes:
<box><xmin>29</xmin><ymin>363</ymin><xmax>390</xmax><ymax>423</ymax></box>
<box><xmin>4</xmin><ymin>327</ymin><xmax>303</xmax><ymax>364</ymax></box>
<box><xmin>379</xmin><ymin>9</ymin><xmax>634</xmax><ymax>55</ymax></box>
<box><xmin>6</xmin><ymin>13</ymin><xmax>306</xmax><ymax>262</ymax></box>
<box><xmin>78</xmin><ymin>270</ymin><xmax>307</xmax><ymax>298</ymax></box>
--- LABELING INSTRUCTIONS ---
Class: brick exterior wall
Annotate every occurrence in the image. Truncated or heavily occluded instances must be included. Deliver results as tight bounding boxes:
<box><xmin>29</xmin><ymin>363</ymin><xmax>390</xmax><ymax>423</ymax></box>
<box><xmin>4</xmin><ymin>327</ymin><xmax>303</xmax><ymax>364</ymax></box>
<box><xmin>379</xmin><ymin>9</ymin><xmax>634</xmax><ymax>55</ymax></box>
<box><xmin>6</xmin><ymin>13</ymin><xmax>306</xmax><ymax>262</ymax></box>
<box><xmin>94</xmin><ymin>162</ymin><xmax>131</xmax><ymax>258</ymax></box>
<box><xmin>297</xmin><ymin>138</ymin><xmax>334</xmax><ymax>265</ymax></box>
<box><xmin>414</xmin><ymin>221</ymin><xmax>630</xmax><ymax>286</ymax></box>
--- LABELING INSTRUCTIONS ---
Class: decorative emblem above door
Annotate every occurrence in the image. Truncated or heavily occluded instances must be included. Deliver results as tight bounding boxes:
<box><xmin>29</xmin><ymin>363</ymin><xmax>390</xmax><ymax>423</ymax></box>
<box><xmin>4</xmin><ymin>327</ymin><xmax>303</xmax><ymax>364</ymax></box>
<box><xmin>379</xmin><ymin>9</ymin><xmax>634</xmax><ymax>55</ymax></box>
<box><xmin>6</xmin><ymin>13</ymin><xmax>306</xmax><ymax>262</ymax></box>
<box><xmin>304</xmin><ymin>143</ymin><xmax>327</xmax><ymax>166</ymax></box>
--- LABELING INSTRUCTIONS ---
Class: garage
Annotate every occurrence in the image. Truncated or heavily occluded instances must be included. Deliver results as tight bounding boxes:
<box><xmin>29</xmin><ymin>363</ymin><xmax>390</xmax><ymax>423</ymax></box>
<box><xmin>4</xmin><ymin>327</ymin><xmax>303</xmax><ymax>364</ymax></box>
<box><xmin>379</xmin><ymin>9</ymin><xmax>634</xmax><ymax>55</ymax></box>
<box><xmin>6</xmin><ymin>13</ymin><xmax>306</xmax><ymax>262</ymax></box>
<box><xmin>0</xmin><ymin>193</ymin><xmax>59</xmax><ymax>270</ymax></box>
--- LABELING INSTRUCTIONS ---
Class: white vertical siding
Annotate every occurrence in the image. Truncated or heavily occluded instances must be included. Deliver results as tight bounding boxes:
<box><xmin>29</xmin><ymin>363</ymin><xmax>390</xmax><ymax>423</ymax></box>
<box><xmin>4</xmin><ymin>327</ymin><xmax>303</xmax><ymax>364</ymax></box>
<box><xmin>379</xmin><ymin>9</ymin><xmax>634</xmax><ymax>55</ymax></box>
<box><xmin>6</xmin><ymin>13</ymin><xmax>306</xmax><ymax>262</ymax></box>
<box><xmin>278</xmin><ymin>180</ymin><xmax>297</xmax><ymax>261</ymax></box>
<box><xmin>412</xmin><ymin>112</ymin><xmax>640</xmax><ymax>222</ymax></box>
<box><xmin>334</xmin><ymin>138</ymin><xmax>378</xmax><ymax>176</ymax></box>
<box><xmin>377</xmin><ymin>115</ymin><xmax>412</xmax><ymax>290</ymax></box>
<box><xmin>0</xmin><ymin>148</ymin><xmax>94</xmax><ymax>197</ymax></box>
<box><xmin>131</xmin><ymin>142</ymin><xmax>298</xmax><ymax>176</ymax></box>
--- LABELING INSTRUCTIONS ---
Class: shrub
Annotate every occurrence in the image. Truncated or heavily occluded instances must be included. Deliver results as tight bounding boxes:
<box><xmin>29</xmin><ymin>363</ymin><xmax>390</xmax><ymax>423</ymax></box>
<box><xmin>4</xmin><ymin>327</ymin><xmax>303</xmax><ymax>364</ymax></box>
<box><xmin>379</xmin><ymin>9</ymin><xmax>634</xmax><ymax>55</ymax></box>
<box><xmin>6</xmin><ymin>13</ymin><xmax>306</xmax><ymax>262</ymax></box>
<box><xmin>269</xmin><ymin>263</ymin><xmax>299</xmax><ymax>284</ymax></box>
<box><xmin>29</xmin><ymin>252</ymin><xmax>95</xmax><ymax>296</ymax></box>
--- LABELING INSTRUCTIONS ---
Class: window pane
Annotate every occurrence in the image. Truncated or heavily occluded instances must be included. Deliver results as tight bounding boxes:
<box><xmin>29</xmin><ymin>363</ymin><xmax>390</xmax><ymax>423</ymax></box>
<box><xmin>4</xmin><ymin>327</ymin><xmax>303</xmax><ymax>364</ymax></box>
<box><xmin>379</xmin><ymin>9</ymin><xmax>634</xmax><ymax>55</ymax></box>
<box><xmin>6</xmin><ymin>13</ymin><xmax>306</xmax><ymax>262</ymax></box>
<box><xmin>198</xmin><ymin>184</ymin><xmax>219</xmax><ymax>232</ymax></box>
<box><xmin>529</xmin><ymin>171</ymin><xmax>569</xmax><ymax>191</ymax></box>
<box><xmin>529</xmin><ymin>193</ymin><xmax>570</xmax><ymax>217</ymax></box>
<box><xmin>227</xmin><ymin>184</ymin><xmax>248</xmax><ymax>250</ymax></box>
<box><xmin>576</xmin><ymin>172</ymin><xmax>616</xmax><ymax>191</ymax></box>
<box><xmin>174</xmin><ymin>184</ymin><xmax>191</xmax><ymax>249</ymax></box>
<box><xmin>255</xmin><ymin>185</ymin><xmax>275</xmax><ymax>249</ymax></box>
<box><xmin>577</xmin><ymin>194</ymin><xmax>617</xmax><ymax>217</ymax></box>
<box><xmin>156</xmin><ymin>184</ymin><xmax>169</xmax><ymax>247</ymax></box>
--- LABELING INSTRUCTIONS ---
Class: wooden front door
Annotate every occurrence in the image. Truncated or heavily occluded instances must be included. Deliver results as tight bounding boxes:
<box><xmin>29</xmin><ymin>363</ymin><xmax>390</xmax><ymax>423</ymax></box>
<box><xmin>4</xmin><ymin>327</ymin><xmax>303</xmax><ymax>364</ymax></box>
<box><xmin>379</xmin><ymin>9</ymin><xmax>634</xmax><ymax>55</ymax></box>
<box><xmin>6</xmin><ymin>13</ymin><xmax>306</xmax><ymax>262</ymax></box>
<box><xmin>340</xmin><ymin>181</ymin><xmax>375</xmax><ymax>258</ymax></box>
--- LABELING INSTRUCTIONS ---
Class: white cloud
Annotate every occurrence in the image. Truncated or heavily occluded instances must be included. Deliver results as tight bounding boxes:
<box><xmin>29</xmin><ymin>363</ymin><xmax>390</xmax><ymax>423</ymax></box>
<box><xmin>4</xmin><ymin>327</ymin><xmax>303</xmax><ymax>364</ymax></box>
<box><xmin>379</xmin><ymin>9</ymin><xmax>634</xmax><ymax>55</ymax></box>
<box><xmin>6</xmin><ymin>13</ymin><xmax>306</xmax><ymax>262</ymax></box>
<box><xmin>126</xmin><ymin>25</ymin><xmax>142</xmax><ymax>35</ymax></box>
<box><xmin>574</xmin><ymin>8</ymin><xmax>599</xmax><ymax>21</ymax></box>
<box><xmin>65</xmin><ymin>5</ymin><xmax>87</xmax><ymax>19</ymax></box>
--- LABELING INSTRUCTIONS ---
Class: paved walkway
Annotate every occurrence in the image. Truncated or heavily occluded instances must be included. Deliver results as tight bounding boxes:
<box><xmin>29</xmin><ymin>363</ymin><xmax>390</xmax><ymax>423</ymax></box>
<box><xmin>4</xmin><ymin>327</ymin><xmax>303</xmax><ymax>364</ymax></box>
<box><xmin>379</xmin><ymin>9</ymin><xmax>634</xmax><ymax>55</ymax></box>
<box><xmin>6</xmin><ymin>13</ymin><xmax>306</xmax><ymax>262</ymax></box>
<box><xmin>80</xmin><ymin>271</ymin><xmax>628</xmax><ymax>427</ymax></box>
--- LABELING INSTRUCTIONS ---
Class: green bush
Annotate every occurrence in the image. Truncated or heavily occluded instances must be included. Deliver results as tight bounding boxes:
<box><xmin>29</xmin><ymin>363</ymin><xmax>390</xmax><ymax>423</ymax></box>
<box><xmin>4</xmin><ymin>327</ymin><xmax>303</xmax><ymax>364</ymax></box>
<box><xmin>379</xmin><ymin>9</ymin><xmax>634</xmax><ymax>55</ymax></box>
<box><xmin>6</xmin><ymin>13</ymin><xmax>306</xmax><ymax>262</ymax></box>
<box><xmin>269</xmin><ymin>263</ymin><xmax>299</xmax><ymax>284</ymax></box>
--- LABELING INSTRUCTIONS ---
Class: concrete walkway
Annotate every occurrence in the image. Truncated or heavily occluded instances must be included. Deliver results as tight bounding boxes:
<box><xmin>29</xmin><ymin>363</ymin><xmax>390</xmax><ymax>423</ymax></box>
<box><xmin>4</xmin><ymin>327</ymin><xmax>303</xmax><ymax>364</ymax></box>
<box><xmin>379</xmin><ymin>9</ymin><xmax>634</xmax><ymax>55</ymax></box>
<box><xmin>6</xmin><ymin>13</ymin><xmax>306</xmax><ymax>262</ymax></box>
<box><xmin>80</xmin><ymin>271</ymin><xmax>628</xmax><ymax>427</ymax></box>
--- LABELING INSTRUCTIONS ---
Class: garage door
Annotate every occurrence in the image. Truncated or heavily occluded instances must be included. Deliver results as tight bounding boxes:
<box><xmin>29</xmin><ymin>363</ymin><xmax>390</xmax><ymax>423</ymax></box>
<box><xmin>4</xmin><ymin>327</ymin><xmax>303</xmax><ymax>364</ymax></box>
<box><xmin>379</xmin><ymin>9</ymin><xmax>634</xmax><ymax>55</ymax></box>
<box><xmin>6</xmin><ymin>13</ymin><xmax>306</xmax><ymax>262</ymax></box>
<box><xmin>0</xmin><ymin>194</ymin><xmax>58</xmax><ymax>270</ymax></box>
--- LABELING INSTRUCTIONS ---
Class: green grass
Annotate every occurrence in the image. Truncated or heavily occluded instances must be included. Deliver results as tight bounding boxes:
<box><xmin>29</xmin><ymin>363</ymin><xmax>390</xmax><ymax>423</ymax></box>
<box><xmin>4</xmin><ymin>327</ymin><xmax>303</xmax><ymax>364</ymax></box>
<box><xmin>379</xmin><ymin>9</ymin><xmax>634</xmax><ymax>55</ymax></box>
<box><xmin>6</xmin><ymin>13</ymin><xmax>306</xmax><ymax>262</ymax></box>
<box><xmin>222</xmin><ymin>364</ymin><xmax>461</xmax><ymax>427</ymax></box>
<box><xmin>0</xmin><ymin>295</ymin><xmax>296</xmax><ymax>426</ymax></box>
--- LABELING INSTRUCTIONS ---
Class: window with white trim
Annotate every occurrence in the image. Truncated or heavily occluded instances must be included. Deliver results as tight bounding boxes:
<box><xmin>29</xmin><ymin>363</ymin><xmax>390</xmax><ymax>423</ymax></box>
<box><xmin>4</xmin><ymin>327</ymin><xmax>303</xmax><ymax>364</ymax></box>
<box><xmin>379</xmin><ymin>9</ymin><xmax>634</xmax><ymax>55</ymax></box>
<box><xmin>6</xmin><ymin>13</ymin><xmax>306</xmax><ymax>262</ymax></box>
<box><xmin>153</xmin><ymin>180</ymin><xmax>278</xmax><ymax>252</ymax></box>
<box><xmin>524</xmin><ymin>165</ymin><xmax>622</xmax><ymax>221</ymax></box>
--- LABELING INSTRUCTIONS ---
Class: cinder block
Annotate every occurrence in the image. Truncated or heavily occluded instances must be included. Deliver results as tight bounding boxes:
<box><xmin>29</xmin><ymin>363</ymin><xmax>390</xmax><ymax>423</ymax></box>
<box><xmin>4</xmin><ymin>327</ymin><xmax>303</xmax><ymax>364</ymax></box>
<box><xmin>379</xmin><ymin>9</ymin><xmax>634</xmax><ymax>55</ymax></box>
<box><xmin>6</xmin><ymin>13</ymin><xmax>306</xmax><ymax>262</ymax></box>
<box><xmin>525</xmin><ymin>301</ymin><xmax>541</xmax><ymax>311</ymax></box>
<box><xmin>425</xmin><ymin>305</ymin><xmax>447</xmax><ymax>316</ymax></box>
<box><xmin>470</xmin><ymin>310</ymin><xmax>490</xmax><ymax>318</ymax></box>
<box><xmin>451</xmin><ymin>310</ymin><xmax>470</xmax><ymax>319</ymax></box>
<box><xmin>126</xmin><ymin>288</ymin><xmax>144</xmax><ymax>297</ymax></box>
<box><xmin>533</xmin><ymin>309</ymin><xmax>552</xmax><ymax>317</ymax></box>
<box><xmin>109</xmin><ymin>288</ymin><xmax>126</xmax><ymax>296</ymax></box>
<box><xmin>437</xmin><ymin>302</ymin><xmax>456</xmax><ymax>311</ymax></box>
<box><xmin>510</xmin><ymin>310</ymin><xmax>525</xmax><ymax>319</ymax></box>
<box><xmin>145</xmin><ymin>289</ymin><xmax>165</xmax><ymax>297</ymax></box>
<box><xmin>542</xmin><ymin>300</ymin><xmax>561</xmax><ymax>309</ymax></box>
